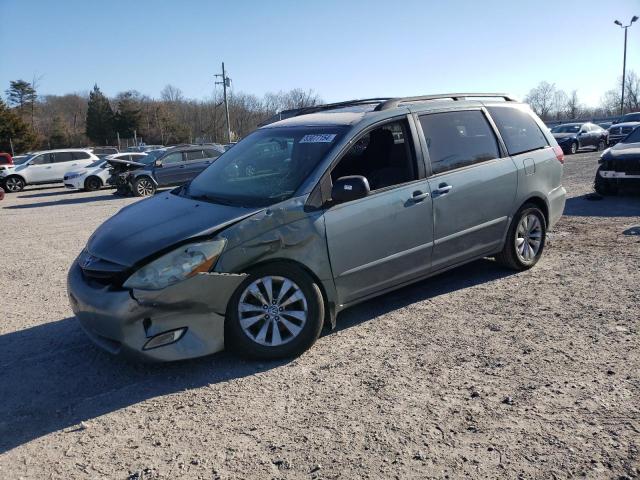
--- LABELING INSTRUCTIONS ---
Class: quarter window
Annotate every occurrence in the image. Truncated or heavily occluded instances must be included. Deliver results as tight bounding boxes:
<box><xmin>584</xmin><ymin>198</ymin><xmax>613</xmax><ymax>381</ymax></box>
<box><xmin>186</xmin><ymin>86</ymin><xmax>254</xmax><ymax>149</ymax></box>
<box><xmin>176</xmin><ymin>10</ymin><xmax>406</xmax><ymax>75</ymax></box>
<box><xmin>487</xmin><ymin>106</ymin><xmax>548</xmax><ymax>155</ymax></box>
<box><xmin>331</xmin><ymin>119</ymin><xmax>417</xmax><ymax>191</ymax></box>
<box><xmin>419</xmin><ymin>110</ymin><xmax>500</xmax><ymax>175</ymax></box>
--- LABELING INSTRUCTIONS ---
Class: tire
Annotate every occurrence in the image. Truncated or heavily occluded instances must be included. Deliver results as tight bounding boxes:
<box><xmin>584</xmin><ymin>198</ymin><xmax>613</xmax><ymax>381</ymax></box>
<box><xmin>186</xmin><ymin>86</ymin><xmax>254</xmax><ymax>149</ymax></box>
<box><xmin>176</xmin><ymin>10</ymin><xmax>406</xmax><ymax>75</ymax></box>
<box><xmin>495</xmin><ymin>204</ymin><xmax>546</xmax><ymax>271</ymax></box>
<box><xmin>3</xmin><ymin>175</ymin><xmax>25</xmax><ymax>193</ymax></box>
<box><xmin>84</xmin><ymin>176</ymin><xmax>102</xmax><ymax>191</ymax></box>
<box><xmin>594</xmin><ymin>167</ymin><xmax>618</xmax><ymax>196</ymax></box>
<box><xmin>132</xmin><ymin>176</ymin><xmax>156</xmax><ymax>197</ymax></box>
<box><xmin>596</xmin><ymin>140</ymin><xmax>606</xmax><ymax>152</ymax></box>
<box><xmin>226</xmin><ymin>264</ymin><xmax>325</xmax><ymax>359</ymax></box>
<box><xmin>569</xmin><ymin>142</ymin><xmax>578</xmax><ymax>155</ymax></box>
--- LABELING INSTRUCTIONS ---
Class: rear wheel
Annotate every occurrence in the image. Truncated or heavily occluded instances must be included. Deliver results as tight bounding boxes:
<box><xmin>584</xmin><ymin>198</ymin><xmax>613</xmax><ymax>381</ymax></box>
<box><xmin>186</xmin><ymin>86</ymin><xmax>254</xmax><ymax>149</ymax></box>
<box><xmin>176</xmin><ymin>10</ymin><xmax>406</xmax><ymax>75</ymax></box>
<box><xmin>495</xmin><ymin>204</ymin><xmax>546</xmax><ymax>270</ymax></box>
<box><xmin>596</xmin><ymin>139</ymin><xmax>606</xmax><ymax>151</ymax></box>
<box><xmin>226</xmin><ymin>264</ymin><xmax>324</xmax><ymax>359</ymax></box>
<box><xmin>132</xmin><ymin>176</ymin><xmax>156</xmax><ymax>197</ymax></box>
<box><xmin>594</xmin><ymin>167</ymin><xmax>618</xmax><ymax>195</ymax></box>
<box><xmin>84</xmin><ymin>176</ymin><xmax>102</xmax><ymax>191</ymax></box>
<box><xmin>3</xmin><ymin>175</ymin><xmax>25</xmax><ymax>192</ymax></box>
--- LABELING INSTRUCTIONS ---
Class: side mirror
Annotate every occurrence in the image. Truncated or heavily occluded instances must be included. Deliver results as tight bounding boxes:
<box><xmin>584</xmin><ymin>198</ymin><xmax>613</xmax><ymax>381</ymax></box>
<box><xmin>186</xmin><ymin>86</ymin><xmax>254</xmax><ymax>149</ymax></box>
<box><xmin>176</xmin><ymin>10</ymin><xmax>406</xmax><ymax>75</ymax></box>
<box><xmin>154</xmin><ymin>159</ymin><xmax>162</xmax><ymax>167</ymax></box>
<box><xmin>331</xmin><ymin>175</ymin><xmax>370</xmax><ymax>204</ymax></box>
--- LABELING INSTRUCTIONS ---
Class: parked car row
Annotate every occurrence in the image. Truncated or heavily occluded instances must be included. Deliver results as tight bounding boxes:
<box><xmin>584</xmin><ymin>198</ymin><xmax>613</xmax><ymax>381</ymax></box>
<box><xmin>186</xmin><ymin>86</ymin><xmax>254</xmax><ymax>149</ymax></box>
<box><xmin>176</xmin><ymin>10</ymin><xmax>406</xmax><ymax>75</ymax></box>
<box><xmin>0</xmin><ymin>143</ymin><xmax>226</xmax><ymax>195</ymax></box>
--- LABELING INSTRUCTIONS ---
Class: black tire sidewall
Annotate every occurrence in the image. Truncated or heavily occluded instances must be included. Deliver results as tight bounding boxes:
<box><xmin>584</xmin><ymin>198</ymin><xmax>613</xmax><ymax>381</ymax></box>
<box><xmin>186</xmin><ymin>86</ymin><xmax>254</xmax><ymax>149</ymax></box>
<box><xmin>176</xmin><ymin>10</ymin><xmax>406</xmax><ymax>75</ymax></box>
<box><xmin>85</xmin><ymin>176</ymin><xmax>101</xmax><ymax>191</ymax></box>
<box><xmin>226</xmin><ymin>264</ymin><xmax>324</xmax><ymax>359</ymax></box>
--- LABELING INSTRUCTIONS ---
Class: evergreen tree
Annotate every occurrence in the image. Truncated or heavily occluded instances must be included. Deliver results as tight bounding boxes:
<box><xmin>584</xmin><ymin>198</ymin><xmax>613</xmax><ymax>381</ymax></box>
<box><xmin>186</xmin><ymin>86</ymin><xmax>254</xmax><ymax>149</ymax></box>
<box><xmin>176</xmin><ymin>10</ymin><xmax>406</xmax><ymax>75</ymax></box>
<box><xmin>49</xmin><ymin>116</ymin><xmax>68</xmax><ymax>148</ymax></box>
<box><xmin>85</xmin><ymin>84</ymin><xmax>115</xmax><ymax>145</ymax></box>
<box><xmin>114</xmin><ymin>91</ymin><xmax>141</xmax><ymax>138</ymax></box>
<box><xmin>0</xmin><ymin>99</ymin><xmax>37</xmax><ymax>153</ymax></box>
<box><xmin>5</xmin><ymin>80</ymin><xmax>36</xmax><ymax>113</ymax></box>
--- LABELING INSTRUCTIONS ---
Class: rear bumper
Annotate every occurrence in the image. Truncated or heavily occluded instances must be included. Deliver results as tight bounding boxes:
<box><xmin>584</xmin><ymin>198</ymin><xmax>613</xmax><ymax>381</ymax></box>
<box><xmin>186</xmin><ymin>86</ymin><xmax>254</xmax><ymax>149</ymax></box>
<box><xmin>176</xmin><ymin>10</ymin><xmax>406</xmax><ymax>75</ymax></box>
<box><xmin>547</xmin><ymin>185</ymin><xmax>566</xmax><ymax>228</ymax></box>
<box><xmin>67</xmin><ymin>260</ymin><xmax>246</xmax><ymax>362</ymax></box>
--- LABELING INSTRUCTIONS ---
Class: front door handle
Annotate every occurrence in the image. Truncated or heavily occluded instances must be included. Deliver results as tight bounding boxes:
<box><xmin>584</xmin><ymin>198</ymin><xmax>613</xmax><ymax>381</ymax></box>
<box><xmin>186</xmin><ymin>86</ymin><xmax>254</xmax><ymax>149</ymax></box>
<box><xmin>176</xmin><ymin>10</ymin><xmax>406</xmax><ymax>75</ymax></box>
<box><xmin>434</xmin><ymin>183</ymin><xmax>452</xmax><ymax>195</ymax></box>
<box><xmin>411</xmin><ymin>191</ymin><xmax>430</xmax><ymax>202</ymax></box>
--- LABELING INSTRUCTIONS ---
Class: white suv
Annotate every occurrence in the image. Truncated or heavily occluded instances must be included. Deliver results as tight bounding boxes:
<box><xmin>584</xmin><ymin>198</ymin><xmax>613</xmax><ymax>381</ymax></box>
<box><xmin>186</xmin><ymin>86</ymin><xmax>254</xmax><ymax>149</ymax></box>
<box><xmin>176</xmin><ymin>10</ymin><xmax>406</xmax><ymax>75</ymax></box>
<box><xmin>0</xmin><ymin>149</ymin><xmax>99</xmax><ymax>192</ymax></box>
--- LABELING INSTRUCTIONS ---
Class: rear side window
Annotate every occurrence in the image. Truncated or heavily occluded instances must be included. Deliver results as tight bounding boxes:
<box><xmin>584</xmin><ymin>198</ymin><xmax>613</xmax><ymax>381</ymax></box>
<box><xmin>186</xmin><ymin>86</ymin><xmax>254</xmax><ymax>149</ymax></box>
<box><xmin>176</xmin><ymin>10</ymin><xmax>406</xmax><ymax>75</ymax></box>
<box><xmin>72</xmin><ymin>151</ymin><xmax>91</xmax><ymax>160</ymax></box>
<box><xmin>54</xmin><ymin>152</ymin><xmax>74</xmax><ymax>162</ymax></box>
<box><xmin>487</xmin><ymin>107</ymin><xmax>548</xmax><ymax>155</ymax></box>
<box><xmin>419</xmin><ymin>110</ymin><xmax>500</xmax><ymax>175</ymax></box>
<box><xmin>185</xmin><ymin>150</ymin><xmax>204</xmax><ymax>161</ymax></box>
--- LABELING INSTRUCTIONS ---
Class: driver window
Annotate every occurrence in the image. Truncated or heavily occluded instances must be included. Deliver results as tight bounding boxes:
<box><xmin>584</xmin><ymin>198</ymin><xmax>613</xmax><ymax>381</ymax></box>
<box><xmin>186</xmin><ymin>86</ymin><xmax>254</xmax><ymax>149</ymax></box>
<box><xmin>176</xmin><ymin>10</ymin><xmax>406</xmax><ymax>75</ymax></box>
<box><xmin>330</xmin><ymin>119</ymin><xmax>416</xmax><ymax>191</ymax></box>
<box><xmin>161</xmin><ymin>152</ymin><xmax>183</xmax><ymax>165</ymax></box>
<box><xmin>30</xmin><ymin>154</ymin><xmax>51</xmax><ymax>165</ymax></box>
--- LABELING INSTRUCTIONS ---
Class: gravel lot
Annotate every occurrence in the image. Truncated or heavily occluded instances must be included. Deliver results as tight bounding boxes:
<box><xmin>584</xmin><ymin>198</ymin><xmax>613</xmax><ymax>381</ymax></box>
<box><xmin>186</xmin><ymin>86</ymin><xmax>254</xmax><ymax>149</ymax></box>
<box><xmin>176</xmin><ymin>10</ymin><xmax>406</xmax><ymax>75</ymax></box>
<box><xmin>1</xmin><ymin>150</ymin><xmax>638</xmax><ymax>479</ymax></box>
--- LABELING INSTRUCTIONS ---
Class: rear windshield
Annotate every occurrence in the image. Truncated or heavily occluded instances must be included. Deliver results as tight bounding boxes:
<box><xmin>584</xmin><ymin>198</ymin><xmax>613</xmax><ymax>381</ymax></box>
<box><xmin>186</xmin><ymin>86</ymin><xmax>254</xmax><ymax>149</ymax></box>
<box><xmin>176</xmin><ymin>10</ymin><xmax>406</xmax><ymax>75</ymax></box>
<box><xmin>185</xmin><ymin>126</ymin><xmax>347</xmax><ymax>206</ymax></box>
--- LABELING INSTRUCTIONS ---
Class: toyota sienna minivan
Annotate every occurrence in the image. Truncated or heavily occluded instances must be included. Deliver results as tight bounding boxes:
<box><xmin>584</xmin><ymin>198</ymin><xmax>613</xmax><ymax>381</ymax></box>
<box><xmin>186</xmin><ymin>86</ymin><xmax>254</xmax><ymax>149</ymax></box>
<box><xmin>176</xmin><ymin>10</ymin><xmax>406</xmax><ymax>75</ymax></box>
<box><xmin>68</xmin><ymin>94</ymin><xmax>566</xmax><ymax>361</ymax></box>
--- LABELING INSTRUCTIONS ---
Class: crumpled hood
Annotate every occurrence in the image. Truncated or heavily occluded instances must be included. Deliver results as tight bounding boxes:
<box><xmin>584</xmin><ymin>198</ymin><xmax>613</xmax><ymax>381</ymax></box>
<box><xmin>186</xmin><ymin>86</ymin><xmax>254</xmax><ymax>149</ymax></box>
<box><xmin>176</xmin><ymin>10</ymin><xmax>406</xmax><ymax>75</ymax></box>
<box><xmin>87</xmin><ymin>191</ymin><xmax>263</xmax><ymax>266</ymax></box>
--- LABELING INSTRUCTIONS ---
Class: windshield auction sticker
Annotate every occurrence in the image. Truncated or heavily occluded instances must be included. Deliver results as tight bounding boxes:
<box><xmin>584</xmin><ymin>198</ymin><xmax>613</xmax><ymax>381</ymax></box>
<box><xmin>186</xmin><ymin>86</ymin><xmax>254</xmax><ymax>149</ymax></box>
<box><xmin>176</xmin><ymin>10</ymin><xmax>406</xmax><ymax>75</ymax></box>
<box><xmin>299</xmin><ymin>134</ymin><xmax>337</xmax><ymax>143</ymax></box>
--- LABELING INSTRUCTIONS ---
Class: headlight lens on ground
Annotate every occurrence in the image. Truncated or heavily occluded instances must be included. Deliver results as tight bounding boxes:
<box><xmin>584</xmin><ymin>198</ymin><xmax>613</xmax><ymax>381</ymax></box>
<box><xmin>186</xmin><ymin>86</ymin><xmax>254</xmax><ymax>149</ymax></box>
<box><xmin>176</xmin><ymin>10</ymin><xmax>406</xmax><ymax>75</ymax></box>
<box><xmin>123</xmin><ymin>239</ymin><xmax>226</xmax><ymax>290</ymax></box>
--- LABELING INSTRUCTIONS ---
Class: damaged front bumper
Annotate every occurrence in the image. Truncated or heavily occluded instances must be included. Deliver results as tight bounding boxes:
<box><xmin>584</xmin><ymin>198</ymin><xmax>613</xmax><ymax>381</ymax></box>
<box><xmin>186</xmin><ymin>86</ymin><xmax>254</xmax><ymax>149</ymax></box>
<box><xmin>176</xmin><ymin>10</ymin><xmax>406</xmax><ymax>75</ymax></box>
<box><xmin>67</xmin><ymin>260</ymin><xmax>246</xmax><ymax>361</ymax></box>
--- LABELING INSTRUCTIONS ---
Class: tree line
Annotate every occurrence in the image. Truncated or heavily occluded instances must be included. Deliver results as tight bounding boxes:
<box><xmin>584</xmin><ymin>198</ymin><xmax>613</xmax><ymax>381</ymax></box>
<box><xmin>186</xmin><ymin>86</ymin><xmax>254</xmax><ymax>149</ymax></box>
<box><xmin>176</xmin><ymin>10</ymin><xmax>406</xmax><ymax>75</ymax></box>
<box><xmin>1</xmin><ymin>72</ymin><xmax>639</xmax><ymax>155</ymax></box>
<box><xmin>0</xmin><ymin>82</ymin><xmax>321</xmax><ymax>154</ymax></box>
<box><xmin>524</xmin><ymin>71</ymin><xmax>640</xmax><ymax>122</ymax></box>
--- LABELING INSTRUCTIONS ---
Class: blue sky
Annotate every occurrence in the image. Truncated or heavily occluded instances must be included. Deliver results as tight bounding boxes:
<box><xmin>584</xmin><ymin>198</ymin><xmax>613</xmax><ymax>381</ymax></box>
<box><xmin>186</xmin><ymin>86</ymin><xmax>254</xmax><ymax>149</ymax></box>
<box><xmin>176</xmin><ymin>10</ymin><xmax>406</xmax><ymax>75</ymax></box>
<box><xmin>1</xmin><ymin>0</ymin><xmax>639</xmax><ymax>107</ymax></box>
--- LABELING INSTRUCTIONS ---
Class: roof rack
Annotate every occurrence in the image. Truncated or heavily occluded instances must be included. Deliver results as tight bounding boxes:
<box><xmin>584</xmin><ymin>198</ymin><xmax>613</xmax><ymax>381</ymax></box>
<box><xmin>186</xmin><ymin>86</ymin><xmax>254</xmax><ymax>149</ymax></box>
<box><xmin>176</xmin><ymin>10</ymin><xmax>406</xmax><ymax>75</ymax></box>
<box><xmin>258</xmin><ymin>98</ymin><xmax>392</xmax><ymax>127</ymax></box>
<box><xmin>374</xmin><ymin>93</ymin><xmax>517</xmax><ymax>111</ymax></box>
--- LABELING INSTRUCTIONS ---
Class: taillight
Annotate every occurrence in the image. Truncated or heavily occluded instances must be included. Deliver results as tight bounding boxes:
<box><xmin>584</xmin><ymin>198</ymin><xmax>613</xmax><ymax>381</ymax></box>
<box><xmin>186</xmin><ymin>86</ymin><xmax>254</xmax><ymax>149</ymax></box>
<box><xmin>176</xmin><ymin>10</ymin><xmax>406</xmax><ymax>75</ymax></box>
<box><xmin>553</xmin><ymin>145</ymin><xmax>564</xmax><ymax>164</ymax></box>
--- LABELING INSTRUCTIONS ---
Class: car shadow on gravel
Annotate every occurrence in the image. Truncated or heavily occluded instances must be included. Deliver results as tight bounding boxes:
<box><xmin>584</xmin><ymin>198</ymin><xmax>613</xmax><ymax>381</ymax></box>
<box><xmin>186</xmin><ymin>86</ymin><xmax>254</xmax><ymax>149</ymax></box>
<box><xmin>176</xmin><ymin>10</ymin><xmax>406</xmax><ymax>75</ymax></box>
<box><xmin>332</xmin><ymin>258</ymin><xmax>515</xmax><ymax>333</ymax></box>
<box><xmin>0</xmin><ymin>258</ymin><xmax>511</xmax><ymax>453</ymax></box>
<box><xmin>0</xmin><ymin>318</ymin><xmax>290</xmax><ymax>453</ymax></box>
<box><xmin>564</xmin><ymin>193</ymin><xmax>640</xmax><ymax>217</ymax></box>
<box><xmin>3</xmin><ymin>194</ymin><xmax>126</xmax><ymax>209</ymax></box>
<box><xmin>17</xmin><ymin>189</ymin><xmax>92</xmax><ymax>199</ymax></box>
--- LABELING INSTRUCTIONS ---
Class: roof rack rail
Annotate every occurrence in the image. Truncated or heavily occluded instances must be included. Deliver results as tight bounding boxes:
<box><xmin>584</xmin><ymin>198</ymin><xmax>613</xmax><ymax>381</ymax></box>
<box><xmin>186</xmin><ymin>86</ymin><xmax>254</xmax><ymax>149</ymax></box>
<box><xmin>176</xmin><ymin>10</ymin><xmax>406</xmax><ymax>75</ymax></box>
<box><xmin>374</xmin><ymin>93</ymin><xmax>517</xmax><ymax>111</ymax></box>
<box><xmin>258</xmin><ymin>98</ymin><xmax>392</xmax><ymax>127</ymax></box>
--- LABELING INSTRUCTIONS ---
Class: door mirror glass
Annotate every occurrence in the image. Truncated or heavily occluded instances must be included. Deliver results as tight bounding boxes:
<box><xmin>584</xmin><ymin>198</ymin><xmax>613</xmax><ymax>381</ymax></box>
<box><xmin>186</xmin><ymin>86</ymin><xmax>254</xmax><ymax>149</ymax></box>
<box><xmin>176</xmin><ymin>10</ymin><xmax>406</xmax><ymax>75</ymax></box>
<box><xmin>331</xmin><ymin>175</ymin><xmax>370</xmax><ymax>204</ymax></box>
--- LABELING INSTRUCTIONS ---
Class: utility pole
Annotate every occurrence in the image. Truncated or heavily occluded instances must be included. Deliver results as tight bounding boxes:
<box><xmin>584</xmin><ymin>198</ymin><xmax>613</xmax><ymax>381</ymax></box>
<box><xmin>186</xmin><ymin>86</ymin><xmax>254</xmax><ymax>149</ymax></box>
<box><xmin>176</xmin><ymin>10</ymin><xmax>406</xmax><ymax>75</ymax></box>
<box><xmin>215</xmin><ymin>62</ymin><xmax>232</xmax><ymax>143</ymax></box>
<box><xmin>614</xmin><ymin>16</ymin><xmax>639</xmax><ymax>115</ymax></box>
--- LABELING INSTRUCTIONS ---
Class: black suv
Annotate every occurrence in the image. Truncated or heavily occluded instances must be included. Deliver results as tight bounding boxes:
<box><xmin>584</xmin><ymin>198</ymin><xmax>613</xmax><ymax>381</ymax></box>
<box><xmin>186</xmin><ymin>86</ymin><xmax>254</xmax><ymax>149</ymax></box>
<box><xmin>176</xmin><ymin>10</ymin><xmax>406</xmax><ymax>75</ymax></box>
<box><xmin>112</xmin><ymin>145</ymin><xmax>225</xmax><ymax>196</ymax></box>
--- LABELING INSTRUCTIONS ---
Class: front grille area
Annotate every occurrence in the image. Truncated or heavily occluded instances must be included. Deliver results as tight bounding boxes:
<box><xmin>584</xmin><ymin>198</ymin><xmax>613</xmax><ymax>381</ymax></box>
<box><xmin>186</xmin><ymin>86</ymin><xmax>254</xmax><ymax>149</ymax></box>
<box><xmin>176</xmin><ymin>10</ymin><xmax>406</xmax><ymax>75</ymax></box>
<box><xmin>601</xmin><ymin>158</ymin><xmax>640</xmax><ymax>174</ymax></box>
<box><xmin>78</xmin><ymin>249</ymin><xmax>129</xmax><ymax>287</ymax></box>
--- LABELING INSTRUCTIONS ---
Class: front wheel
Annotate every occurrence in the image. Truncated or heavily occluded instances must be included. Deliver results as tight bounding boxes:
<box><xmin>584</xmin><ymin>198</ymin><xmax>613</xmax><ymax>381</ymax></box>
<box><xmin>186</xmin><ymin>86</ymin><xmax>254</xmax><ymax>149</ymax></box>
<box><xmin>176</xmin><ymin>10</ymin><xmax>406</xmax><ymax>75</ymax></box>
<box><xmin>569</xmin><ymin>142</ymin><xmax>578</xmax><ymax>155</ymax></box>
<box><xmin>495</xmin><ymin>204</ymin><xmax>546</xmax><ymax>270</ymax></box>
<box><xmin>3</xmin><ymin>175</ymin><xmax>25</xmax><ymax>192</ymax></box>
<box><xmin>226</xmin><ymin>264</ymin><xmax>324</xmax><ymax>359</ymax></box>
<box><xmin>132</xmin><ymin>176</ymin><xmax>156</xmax><ymax>197</ymax></box>
<box><xmin>594</xmin><ymin>167</ymin><xmax>618</xmax><ymax>195</ymax></box>
<box><xmin>84</xmin><ymin>176</ymin><xmax>102</xmax><ymax>191</ymax></box>
<box><xmin>596</xmin><ymin>140</ymin><xmax>606</xmax><ymax>151</ymax></box>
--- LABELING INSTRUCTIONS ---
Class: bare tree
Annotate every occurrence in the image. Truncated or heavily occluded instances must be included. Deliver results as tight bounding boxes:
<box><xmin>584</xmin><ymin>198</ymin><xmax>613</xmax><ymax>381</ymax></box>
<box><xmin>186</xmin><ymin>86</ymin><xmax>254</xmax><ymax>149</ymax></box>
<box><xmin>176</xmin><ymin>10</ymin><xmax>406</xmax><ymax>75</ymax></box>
<box><xmin>565</xmin><ymin>90</ymin><xmax>581</xmax><ymax>120</ymax></box>
<box><xmin>524</xmin><ymin>82</ymin><xmax>557</xmax><ymax>120</ymax></box>
<box><xmin>160</xmin><ymin>85</ymin><xmax>184</xmax><ymax>103</ymax></box>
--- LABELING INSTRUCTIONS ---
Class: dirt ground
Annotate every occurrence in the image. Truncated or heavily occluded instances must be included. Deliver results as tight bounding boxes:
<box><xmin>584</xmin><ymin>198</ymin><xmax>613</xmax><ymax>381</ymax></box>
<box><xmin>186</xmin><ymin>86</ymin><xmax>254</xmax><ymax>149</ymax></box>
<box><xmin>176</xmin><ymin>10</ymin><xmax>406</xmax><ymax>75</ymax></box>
<box><xmin>0</xmin><ymin>150</ymin><xmax>638</xmax><ymax>479</ymax></box>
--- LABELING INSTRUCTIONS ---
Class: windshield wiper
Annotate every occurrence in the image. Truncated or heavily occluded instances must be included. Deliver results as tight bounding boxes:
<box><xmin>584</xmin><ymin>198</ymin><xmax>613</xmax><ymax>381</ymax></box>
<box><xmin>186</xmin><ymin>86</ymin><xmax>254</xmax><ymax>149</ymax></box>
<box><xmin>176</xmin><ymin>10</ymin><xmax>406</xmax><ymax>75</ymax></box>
<box><xmin>190</xmin><ymin>193</ymin><xmax>237</xmax><ymax>206</ymax></box>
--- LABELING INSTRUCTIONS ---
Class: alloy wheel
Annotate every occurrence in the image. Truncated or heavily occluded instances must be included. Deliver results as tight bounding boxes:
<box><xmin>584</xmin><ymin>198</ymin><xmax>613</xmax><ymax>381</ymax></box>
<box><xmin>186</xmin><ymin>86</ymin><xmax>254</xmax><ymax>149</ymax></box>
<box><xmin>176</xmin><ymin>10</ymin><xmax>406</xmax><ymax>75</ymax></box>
<box><xmin>238</xmin><ymin>275</ymin><xmax>308</xmax><ymax>347</ymax></box>
<box><xmin>136</xmin><ymin>179</ymin><xmax>154</xmax><ymax>196</ymax></box>
<box><xmin>515</xmin><ymin>214</ymin><xmax>543</xmax><ymax>263</ymax></box>
<box><xmin>4</xmin><ymin>177</ymin><xmax>23</xmax><ymax>192</ymax></box>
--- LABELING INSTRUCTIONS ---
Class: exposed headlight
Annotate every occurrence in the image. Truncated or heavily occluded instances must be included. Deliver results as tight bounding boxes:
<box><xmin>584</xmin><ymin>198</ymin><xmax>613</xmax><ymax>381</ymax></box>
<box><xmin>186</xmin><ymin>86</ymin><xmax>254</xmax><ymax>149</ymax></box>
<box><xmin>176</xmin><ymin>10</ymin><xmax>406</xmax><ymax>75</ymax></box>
<box><xmin>123</xmin><ymin>239</ymin><xmax>226</xmax><ymax>290</ymax></box>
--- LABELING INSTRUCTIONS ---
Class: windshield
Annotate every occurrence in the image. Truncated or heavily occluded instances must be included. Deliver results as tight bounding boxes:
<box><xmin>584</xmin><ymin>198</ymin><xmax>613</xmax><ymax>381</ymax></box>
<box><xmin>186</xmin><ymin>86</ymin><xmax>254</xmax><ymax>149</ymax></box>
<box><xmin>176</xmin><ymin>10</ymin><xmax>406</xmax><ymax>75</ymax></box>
<box><xmin>622</xmin><ymin>113</ymin><xmax>640</xmax><ymax>123</ymax></box>
<box><xmin>185</xmin><ymin>126</ymin><xmax>347</xmax><ymax>206</ymax></box>
<box><xmin>551</xmin><ymin>124</ymin><xmax>581</xmax><ymax>133</ymax></box>
<box><xmin>87</xmin><ymin>159</ymin><xmax>105</xmax><ymax>168</ymax></box>
<box><xmin>143</xmin><ymin>150</ymin><xmax>165</xmax><ymax>162</ymax></box>
<box><xmin>13</xmin><ymin>155</ymin><xmax>32</xmax><ymax>165</ymax></box>
<box><xmin>621</xmin><ymin>126</ymin><xmax>640</xmax><ymax>144</ymax></box>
